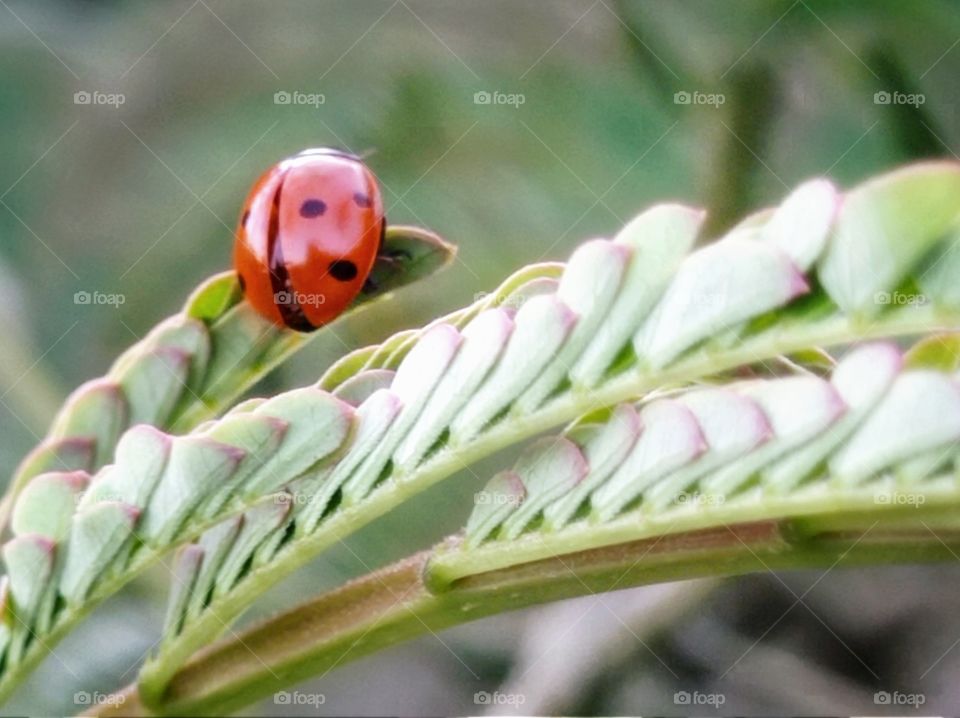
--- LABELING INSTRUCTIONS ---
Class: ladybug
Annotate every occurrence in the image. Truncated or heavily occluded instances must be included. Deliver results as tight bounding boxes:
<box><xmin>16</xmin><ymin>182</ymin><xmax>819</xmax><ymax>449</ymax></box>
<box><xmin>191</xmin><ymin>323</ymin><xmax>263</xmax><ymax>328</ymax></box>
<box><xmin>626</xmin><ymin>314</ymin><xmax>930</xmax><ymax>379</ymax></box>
<box><xmin>234</xmin><ymin>148</ymin><xmax>385</xmax><ymax>332</ymax></box>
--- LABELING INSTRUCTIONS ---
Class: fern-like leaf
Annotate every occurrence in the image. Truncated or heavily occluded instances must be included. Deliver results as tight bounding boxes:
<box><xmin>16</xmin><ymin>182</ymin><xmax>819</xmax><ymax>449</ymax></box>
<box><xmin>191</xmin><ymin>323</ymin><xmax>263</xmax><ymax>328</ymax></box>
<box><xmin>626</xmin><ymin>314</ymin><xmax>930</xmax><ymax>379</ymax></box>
<box><xmin>127</xmin><ymin>161</ymin><xmax>960</xmax><ymax>705</ymax></box>
<box><xmin>104</xmin><ymin>338</ymin><xmax>960</xmax><ymax>717</ymax></box>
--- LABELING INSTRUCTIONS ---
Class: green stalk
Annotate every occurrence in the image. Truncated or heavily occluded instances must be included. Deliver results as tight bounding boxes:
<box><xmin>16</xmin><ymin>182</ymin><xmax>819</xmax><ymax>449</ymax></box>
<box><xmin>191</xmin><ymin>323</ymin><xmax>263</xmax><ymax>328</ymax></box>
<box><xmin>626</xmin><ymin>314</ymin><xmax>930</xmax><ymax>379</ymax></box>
<box><xmin>97</xmin><ymin>518</ymin><xmax>960</xmax><ymax>717</ymax></box>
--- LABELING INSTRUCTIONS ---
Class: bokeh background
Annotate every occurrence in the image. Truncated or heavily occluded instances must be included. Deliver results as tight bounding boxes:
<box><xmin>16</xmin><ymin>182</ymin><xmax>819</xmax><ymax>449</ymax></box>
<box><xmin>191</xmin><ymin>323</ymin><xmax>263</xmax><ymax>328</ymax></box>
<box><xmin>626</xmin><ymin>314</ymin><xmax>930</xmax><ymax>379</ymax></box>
<box><xmin>0</xmin><ymin>1</ymin><xmax>959</xmax><ymax>715</ymax></box>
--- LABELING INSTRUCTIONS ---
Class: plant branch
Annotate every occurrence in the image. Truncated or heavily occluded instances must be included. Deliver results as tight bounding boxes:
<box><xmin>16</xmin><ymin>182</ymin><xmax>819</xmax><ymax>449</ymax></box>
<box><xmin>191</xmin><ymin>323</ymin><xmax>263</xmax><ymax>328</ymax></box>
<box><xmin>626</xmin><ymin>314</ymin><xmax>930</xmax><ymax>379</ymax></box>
<box><xmin>96</xmin><ymin>517</ymin><xmax>960</xmax><ymax>717</ymax></box>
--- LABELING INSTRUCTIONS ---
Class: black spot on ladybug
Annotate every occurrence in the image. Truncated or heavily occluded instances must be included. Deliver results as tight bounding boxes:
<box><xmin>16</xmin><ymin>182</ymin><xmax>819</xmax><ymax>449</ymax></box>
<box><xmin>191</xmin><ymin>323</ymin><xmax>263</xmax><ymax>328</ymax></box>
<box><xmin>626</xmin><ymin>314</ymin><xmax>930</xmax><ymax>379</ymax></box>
<box><xmin>241</xmin><ymin>210</ymin><xmax>250</xmax><ymax>226</ymax></box>
<box><xmin>238</xmin><ymin>274</ymin><xmax>246</xmax><ymax>292</ymax></box>
<box><xmin>353</xmin><ymin>192</ymin><xmax>372</xmax><ymax>208</ymax></box>
<box><xmin>329</xmin><ymin>260</ymin><xmax>358</xmax><ymax>282</ymax></box>
<box><xmin>300</xmin><ymin>199</ymin><xmax>327</xmax><ymax>218</ymax></box>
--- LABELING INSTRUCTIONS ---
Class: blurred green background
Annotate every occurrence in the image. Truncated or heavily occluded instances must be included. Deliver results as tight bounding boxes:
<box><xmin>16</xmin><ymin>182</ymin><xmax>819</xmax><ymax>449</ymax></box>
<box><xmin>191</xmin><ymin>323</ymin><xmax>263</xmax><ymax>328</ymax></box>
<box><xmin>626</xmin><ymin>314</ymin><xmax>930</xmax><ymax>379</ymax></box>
<box><xmin>1</xmin><ymin>1</ymin><xmax>959</xmax><ymax>715</ymax></box>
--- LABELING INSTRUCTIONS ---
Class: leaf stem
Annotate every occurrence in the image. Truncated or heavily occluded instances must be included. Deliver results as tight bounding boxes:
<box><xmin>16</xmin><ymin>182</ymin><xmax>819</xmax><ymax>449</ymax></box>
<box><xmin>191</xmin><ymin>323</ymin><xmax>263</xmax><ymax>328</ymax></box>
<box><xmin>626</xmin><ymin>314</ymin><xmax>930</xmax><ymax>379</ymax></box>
<box><xmin>97</xmin><ymin>519</ymin><xmax>960</xmax><ymax>717</ymax></box>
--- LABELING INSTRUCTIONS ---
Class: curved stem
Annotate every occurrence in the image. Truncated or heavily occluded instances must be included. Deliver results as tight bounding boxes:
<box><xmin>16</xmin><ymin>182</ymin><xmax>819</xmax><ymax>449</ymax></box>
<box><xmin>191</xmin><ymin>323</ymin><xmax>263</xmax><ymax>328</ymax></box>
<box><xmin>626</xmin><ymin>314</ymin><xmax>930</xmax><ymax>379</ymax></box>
<box><xmin>97</xmin><ymin>518</ymin><xmax>960</xmax><ymax>717</ymax></box>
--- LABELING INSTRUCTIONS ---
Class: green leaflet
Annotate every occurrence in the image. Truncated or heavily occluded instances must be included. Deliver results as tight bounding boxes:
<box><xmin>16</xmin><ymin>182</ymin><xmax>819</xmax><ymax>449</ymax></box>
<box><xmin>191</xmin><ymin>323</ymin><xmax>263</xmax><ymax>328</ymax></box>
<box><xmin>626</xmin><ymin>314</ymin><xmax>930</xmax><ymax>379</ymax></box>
<box><xmin>297</xmin><ymin>390</ymin><xmax>402</xmax><ymax>535</ymax></box>
<box><xmin>332</xmin><ymin>369</ymin><xmax>396</xmax><ymax>406</ymax></box>
<box><xmin>643</xmin><ymin>387</ymin><xmax>770</xmax><ymax>510</ymax></box>
<box><xmin>135</xmin><ymin>162</ymin><xmax>960</xmax><ymax>710</ymax></box>
<box><xmin>829</xmin><ymin>370</ymin><xmax>960</xmax><ymax>483</ymax></box>
<box><xmin>516</xmin><ymin>240</ymin><xmax>630</xmax><ymax>411</ymax></box>
<box><xmin>570</xmin><ymin>203</ymin><xmax>705</xmax><ymax>388</ymax></box>
<box><xmin>2</xmin><ymin>536</ymin><xmax>53</xmax><ymax>628</ymax></box>
<box><xmin>212</xmin><ymin>496</ymin><xmax>291</xmax><ymax>598</ymax></box>
<box><xmin>163</xmin><ymin>545</ymin><xmax>204</xmax><ymax>638</ymax></box>
<box><xmin>184</xmin><ymin>516</ymin><xmax>242</xmax><ymax>623</ymax></box>
<box><xmin>342</xmin><ymin>325</ymin><xmax>463</xmax><ymax>502</ymax></box>
<box><xmin>11</xmin><ymin>471</ymin><xmax>88</xmax><ymax>541</ymax></box>
<box><xmin>394</xmin><ymin>309</ymin><xmax>514</xmax><ymax>472</ymax></box>
<box><xmin>499</xmin><ymin>438</ymin><xmax>587</xmax><ymax>540</ymax></box>
<box><xmin>633</xmin><ymin>238</ymin><xmax>809</xmax><ymax>368</ymax></box>
<box><xmin>198</xmin><ymin>413</ymin><xmax>288</xmax><ymax>519</ymax></box>
<box><xmin>60</xmin><ymin>502</ymin><xmax>140</xmax><ymax>604</ymax></box>
<box><xmin>903</xmin><ymin>333</ymin><xmax>960</xmax><ymax>372</ymax></box>
<box><xmin>763</xmin><ymin>342</ymin><xmax>901</xmax><ymax>493</ymax></box>
<box><xmin>758</xmin><ymin>178</ymin><xmax>838</xmax><ymax>271</ymax></box>
<box><xmin>919</xmin><ymin>227</ymin><xmax>960</xmax><ymax>309</ymax></box>
<box><xmin>819</xmin><ymin>161</ymin><xmax>960</xmax><ymax>315</ymax></box>
<box><xmin>47</xmin><ymin>381</ymin><xmax>127</xmax><ymax>468</ymax></box>
<box><xmin>138</xmin><ymin>438</ymin><xmax>247</xmax><ymax>547</ymax></box>
<box><xmin>451</xmin><ymin>295</ymin><xmax>576</xmax><ymax>442</ymax></box>
<box><xmin>430</xmin><ymin>342</ymin><xmax>960</xmax><ymax>585</ymax></box>
<box><xmin>117</xmin><ymin>346</ymin><xmax>193</xmax><ymax>427</ymax></box>
<box><xmin>466</xmin><ymin>471</ymin><xmax>526</xmax><ymax>547</ymax></box>
<box><xmin>542</xmin><ymin>404</ymin><xmax>642</xmax><ymax>530</ymax></box>
<box><xmin>590</xmin><ymin>398</ymin><xmax>705</xmax><ymax>521</ymax></box>
<box><xmin>78</xmin><ymin>425</ymin><xmax>171</xmax><ymax>508</ymax></box>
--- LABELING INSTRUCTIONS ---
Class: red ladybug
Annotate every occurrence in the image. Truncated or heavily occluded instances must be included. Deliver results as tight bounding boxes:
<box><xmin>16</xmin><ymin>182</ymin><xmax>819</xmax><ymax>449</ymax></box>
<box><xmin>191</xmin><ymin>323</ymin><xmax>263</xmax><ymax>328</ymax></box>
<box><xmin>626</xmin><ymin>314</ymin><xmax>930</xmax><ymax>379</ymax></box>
<box><xmin>234</xmin><ymin>148</ymin><xmax>385</xmax><ymax>331</ymax></box>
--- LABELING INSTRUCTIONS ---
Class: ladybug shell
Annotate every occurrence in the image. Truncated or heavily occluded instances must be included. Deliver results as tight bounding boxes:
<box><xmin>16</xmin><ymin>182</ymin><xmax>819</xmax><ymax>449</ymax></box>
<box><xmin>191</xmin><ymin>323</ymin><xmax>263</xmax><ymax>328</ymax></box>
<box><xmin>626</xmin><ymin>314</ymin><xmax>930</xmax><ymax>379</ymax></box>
<box><xmin>234</xmin><ymin>149</ymin><xmax>384</xmax><ymax>331</ymax></box>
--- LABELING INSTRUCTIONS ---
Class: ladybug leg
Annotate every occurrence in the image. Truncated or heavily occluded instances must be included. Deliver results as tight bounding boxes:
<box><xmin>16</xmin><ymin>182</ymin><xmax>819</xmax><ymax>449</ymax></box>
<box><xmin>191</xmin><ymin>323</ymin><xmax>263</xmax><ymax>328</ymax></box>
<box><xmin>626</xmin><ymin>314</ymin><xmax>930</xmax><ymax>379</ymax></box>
<box><xmin>361</xmin><ymin>275</ymin><xmax>380</xmax><ymax>295</ymax></box>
